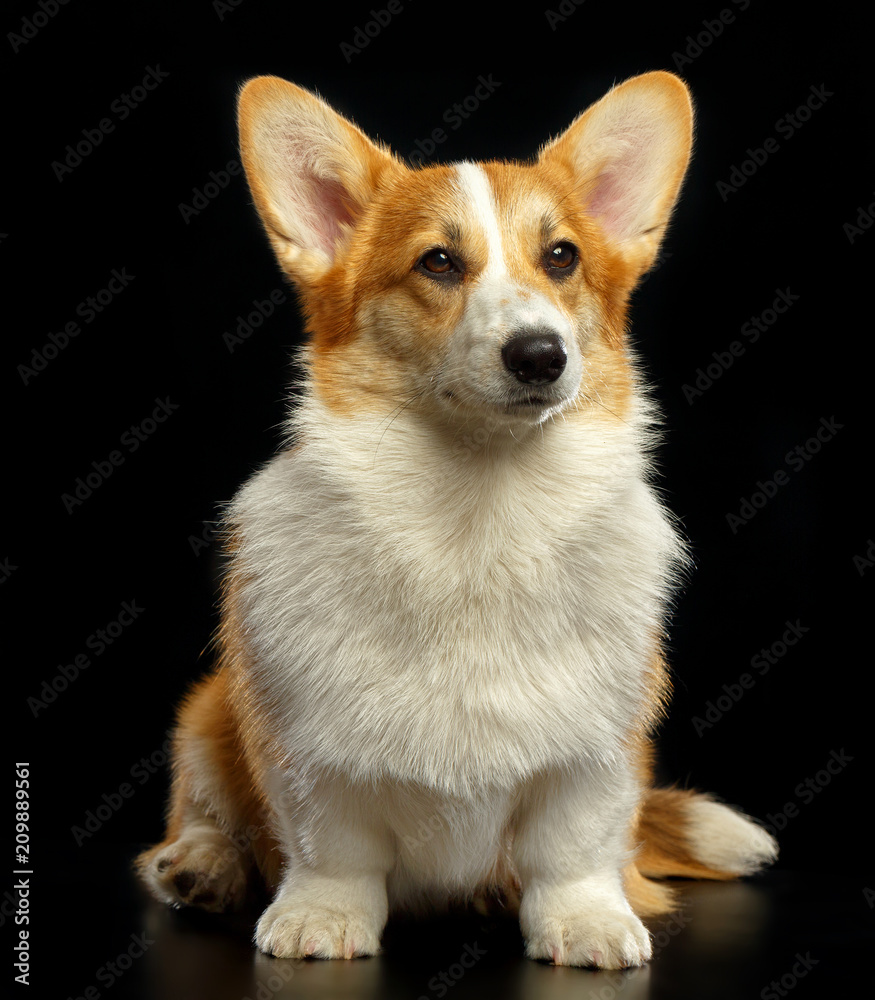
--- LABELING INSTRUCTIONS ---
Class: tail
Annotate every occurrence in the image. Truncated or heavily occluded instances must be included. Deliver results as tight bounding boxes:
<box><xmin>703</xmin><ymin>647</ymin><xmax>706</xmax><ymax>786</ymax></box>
<box><xmin>625</xmin><ymin>787</ymin><xmax>779</xmax><ymax>916</ymax></box>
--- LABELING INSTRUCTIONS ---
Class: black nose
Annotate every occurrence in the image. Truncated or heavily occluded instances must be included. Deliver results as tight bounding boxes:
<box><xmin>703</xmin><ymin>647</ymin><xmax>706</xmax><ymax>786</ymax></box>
<box><xmin>502</xmin><ymin>331</ymin><xmax>567</xmax><ymax>385</ymax></box>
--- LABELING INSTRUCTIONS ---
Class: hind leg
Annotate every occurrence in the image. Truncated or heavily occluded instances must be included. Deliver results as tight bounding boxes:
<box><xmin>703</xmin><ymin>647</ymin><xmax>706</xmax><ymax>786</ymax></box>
<box><xmin>137</xmin><ymin>803</ymin><xmax>253</xmax><ymax>912</ymax></box>
<box><xmin>135</xmin><ymin>668</ymin><xmax>271</xmax><ymax>913</ymax></box>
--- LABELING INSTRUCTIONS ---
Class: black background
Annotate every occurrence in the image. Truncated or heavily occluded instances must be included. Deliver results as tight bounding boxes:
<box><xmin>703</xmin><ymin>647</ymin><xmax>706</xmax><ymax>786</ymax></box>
<box><xmin>6</xmin><ymin>1</ymin><xmax>874</xmax><ymax>997</ymax></box>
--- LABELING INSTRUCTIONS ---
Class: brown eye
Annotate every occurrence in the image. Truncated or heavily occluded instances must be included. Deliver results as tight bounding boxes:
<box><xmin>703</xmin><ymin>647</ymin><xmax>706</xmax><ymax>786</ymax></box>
<box><xmin>415</xmin><ymin>248</ymin><xmax>462</xmax><ymax>283</ymax></box>
<box><xmin>419</xmin><ymin>249</ymin><xmax>455</xmax><ymax>273</ymax></box>
<box><xmin>545</xmin><ymin>242</ymin><xmax>578</xmax><ymax>273</ymax></box>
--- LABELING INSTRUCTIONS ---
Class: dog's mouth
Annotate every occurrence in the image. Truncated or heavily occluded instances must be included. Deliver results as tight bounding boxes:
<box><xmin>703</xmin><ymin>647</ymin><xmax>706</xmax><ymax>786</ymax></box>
<box><xmin>437</xmin><ymin>344</ymin><xmax>582</xmax><ymax>425</ymax></box>
<box><xmin>444</xmin><ymin>389</ymin><xmax>555</xmax><ymax>409</ymax></box>
<box><xmin>441</xmin><ymin>386</ymin><xmax>572</xmax><ymax>429</ymax></box>
<box><xmin>501</xmin><ymin>393</ymin><xmax>570</xmax><ymax>421</ymax></box>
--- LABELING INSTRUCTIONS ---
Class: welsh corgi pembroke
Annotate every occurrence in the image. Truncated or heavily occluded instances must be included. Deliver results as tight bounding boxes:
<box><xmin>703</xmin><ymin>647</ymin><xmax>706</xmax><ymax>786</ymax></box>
<box><xmin>137</xmin><ymin>71</ymin><xmax>778</xmax><ymax>969</ymax></box>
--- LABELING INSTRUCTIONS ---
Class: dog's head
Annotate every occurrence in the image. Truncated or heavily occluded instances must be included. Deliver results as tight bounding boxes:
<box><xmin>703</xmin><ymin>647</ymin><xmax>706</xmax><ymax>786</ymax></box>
<box><xmin>237</xmin><ymin>73</ymin><xmax>692</xmax><ymax>429</ymax></box>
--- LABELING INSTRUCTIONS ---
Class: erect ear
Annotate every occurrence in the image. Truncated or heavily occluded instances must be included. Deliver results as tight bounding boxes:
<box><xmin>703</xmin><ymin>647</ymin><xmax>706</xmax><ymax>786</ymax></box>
<box><xmin>237</xmin><ymin>76</ymin><xmax>401</xmax><ymax>283</ymax></box>
<box><xmin>539</xmin><ymin>71</ymin><xmax>693</xmax><ymax>278</ymax></box>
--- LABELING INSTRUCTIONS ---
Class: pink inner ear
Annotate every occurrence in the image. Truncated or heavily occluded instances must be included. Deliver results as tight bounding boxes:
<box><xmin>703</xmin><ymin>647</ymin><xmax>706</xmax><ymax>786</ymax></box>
<box><xmin>587</xmin><ymin>168</ymin><xmax>635</xmax><ymax>239</ymax></box>
<box><xmin>587</xmin><ymin>156</ymin><xmax>655</xmax><ymax>242</ymax></box>
<box><xmin>304</xmin><ymin>172</ymin><xmax>355</xmax><ymax>259</ymax></box>
<box><xmin>584</xmin><ymin>121</ymin><xmax>660</xmax><ymax>241</ymax></box>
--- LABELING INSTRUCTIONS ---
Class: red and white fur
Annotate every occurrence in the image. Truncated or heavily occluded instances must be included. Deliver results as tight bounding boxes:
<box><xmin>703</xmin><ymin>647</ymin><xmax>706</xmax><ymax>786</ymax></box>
<box><xmin>136</xmin><ymin>72</ymin><xmax>777</xmax><ymax>968</ymax></box>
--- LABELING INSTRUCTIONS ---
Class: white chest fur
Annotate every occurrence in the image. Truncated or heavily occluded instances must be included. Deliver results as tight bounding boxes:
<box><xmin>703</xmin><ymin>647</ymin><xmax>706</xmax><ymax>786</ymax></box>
<box><xmin>228</xmin><ymin>393</ymin><xmax>683</xmax><ymax>796</ymax></box>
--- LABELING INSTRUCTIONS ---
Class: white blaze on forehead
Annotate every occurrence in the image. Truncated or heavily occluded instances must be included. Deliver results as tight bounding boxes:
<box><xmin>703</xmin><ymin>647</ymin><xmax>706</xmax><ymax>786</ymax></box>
<box><xmin>453</xmin><ymin>161</ymin><xmax>507</xmax><ymax>278</ymax></box>
<box><xmin>440</xmin><ymin>161</ymin><xmax>581</xmax><ymax>418</ymax></box>
<box><xmin>449</xmin><ymin>161</ymin><xmax>575</xmax><ymax>351</ymax></box>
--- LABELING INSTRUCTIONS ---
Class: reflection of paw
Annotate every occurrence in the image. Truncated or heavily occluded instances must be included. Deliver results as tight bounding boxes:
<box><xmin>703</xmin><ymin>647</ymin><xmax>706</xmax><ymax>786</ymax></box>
<box><xmin>256</xmin><ymin>898</ymin><xmax>383</xmax><ymax>959</ymax></box>
<box><xmin>525</xmin><ymin>907</ymin><xmax>652</xmax><ymax>969</ymax></box>
<box><xmin>138</xmin><ymin>834</ymin><xmax>249</xmax><ymax>913</ymax></box>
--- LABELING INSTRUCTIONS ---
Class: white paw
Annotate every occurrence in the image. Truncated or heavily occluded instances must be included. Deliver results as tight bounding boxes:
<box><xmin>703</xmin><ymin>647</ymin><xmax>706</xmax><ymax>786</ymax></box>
<box><xmin>140</xmin><ymin>832</ymin><xmax>249</xmax><ymax>912</ymax></box>
<box><xmin>525</xmin><ymin>907</ymin><xmax>652</xmax><ymax>969</ymax></box>
<box><xmin>255</xmin><ymin>898</ymin><xmax>383</xmax><ymax>959</ymax></box>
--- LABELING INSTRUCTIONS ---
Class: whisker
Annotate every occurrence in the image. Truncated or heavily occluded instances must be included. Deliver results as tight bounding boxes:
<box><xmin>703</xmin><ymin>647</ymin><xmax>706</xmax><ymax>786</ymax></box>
<box><xmin>370</xmin><ymin>388</ymin><xmax>428</xmax><ymax>466</ymax></box>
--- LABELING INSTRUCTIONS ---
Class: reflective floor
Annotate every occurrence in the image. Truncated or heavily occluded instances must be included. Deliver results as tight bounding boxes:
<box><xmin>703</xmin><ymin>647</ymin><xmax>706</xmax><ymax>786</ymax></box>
<box><xmin>39</xmin><ymin>843</ymin><xmax>874</xmax><ymax>999</ymax></box>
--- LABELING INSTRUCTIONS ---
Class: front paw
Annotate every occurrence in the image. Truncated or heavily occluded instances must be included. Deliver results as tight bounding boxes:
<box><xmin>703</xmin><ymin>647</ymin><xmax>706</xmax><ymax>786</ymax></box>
<box><xmin>525</xmin><ymin>908</ymin><xmax>652</xmax><ymax>969</ymax></box>
<box><xmin>255</xmin><ymin>898</ymin><xmax>383</xmax><ymax>960</ymax></box>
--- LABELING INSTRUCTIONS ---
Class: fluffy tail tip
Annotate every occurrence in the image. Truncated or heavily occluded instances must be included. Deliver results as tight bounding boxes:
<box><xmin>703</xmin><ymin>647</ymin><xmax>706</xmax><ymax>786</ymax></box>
<box><xmin>685</xmin><ymin>796</ymin><xmax>779</xmax><ymax>876</ymax></box>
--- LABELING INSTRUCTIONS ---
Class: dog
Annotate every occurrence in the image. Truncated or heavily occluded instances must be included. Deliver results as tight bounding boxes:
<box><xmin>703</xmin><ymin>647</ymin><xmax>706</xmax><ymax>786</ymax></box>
<box><xmin>136</xmin><ymin>71</ymin><xmax>777</xmax><ymax>969</ymax></box>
